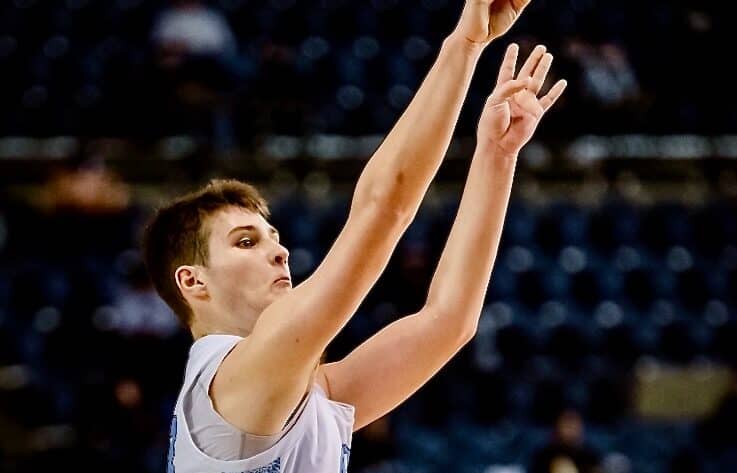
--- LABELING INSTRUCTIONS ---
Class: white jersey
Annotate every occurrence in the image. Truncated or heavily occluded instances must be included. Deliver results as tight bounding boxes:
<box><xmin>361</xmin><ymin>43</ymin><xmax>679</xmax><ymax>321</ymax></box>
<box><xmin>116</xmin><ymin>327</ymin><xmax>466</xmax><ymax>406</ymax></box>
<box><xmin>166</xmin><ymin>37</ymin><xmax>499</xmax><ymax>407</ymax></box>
<box><xmin>167</xmin><ymin>334</ymin><xmax>355</xmax><ymax>473</ymax></box>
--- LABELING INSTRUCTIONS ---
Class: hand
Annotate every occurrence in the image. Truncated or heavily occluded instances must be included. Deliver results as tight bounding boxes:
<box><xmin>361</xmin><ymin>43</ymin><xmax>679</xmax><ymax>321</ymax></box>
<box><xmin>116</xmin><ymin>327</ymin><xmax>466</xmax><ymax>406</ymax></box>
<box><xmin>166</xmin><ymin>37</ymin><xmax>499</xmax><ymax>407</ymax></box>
<box><xmin>453</xmin><ymin>0</ymin><xmax>533</xmax><ymax>47</ymax></box>
<box><xmin>477</xmin><ymin>44</ymin><xmax>567</xmax><ymax>156</ymax></box>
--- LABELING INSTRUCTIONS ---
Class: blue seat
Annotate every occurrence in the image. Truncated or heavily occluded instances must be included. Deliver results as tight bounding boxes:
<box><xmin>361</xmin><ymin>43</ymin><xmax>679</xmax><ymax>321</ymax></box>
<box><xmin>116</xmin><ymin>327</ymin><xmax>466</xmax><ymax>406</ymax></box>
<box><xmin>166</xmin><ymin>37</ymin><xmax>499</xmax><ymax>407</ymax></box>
<box><xmin>639</xmin><ymin>203</ymin><xmax>691</xmax><ymax>256</ymax></box>
<box><xmin>674</xmin><ymin>267</ymin><xmax>715</xmax><ymax>312</ymax></box>
<box><xmin>516</xmin><ymin>266</ymin><xmax>569</xmax><ymax>311</ymax></box>
<box><xmin>621</xmin><ymin>268</ymin><xmax>658</xmax><ymax>311</ymax></box>
<box><xmin>569</xmin><ymin>268</ymin><xmax>606</xmax><ymax>309</ymax></box>
<box><xmin>534</xmin><ymin>202</ymin><xmax>589</xmax><ymax>257</ymax></box>
<box><xmin>657</xmin><ymin>319</ymin><xmax>698</xmax><ymax>363</ymax></box>
<box><xmin>691</xmin><ymin>203</ymin><xmax>734</xmax><ymax>260</ymax></box>
<box><xmin>543</xmin><ymin>322</ymin><xmax>591</xmax><ymax>369</ymax></box>
<box><xmin>595</xmin><ymin>321</ymin><xmax>642</xmax><ymax>367</ymax></box>
<box><xmin>589</xmin><ymin>200</ymin><xmax>641</xmax><ymax>255</ymax></box>
<box><xmin>711</xmin><ymin>321</ymin><xmax>737</xmax><ymax>364</ymax></box>
<box><xmin>495</xmin><ymin>322</ymin><xmax>536</xmax><ymax>369</ymax></box>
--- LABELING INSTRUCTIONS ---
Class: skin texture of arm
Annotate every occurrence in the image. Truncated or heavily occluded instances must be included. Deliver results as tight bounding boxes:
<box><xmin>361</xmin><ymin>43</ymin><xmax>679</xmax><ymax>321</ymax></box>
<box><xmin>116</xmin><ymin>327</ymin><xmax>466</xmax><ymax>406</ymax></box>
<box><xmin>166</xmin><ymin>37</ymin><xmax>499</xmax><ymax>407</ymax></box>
<box><xmin>319</xmin><ymin>43</ymin><xmax>567</xmax><ymax>431</ymax></box>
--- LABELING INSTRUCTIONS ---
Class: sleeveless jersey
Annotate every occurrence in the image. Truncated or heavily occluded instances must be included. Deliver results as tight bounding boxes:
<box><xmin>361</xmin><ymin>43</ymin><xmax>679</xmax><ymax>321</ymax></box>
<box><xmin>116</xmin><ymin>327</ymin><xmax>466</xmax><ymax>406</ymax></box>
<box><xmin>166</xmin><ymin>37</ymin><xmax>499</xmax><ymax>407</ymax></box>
<box><xmin>167</xmin><ymin>334</ymin><xmax>355</xmax><ymax>473</ymax></box>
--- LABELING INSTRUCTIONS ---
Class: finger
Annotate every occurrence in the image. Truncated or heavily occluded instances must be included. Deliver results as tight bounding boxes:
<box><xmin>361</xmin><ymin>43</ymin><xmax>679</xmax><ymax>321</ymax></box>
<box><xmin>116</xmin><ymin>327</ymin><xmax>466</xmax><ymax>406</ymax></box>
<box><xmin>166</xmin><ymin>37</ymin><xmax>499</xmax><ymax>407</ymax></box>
<box><xmin>517</xmin><ymin>44</ymin><xmax>546</xmax><ymax>79</ymax></box>
<box><xmin>496</xmin><ymin>43</ymin><xmax>519</xmax><ymax>85</ymax></box>
<box><xmin>529</xmin><ymin>52</ymin><xmax>553</xmax><ymax>95</ymax></box>
<box><xmin>539</xmin><ymin>79</ymin><xmax>568</xmax><ymax>112</ymax></box>
<box><xmin>488</xmin><ymin>77</ymin><xmax>531</xmax><ymax>106</ymax></box>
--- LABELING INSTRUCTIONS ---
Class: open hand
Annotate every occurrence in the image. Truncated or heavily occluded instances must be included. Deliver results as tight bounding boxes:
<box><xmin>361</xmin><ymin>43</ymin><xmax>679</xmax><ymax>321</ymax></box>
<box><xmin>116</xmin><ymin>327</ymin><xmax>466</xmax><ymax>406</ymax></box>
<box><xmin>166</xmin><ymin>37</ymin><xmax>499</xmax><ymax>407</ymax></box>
<box><xmin>477</xmin><ymin>44</ymin><xmax>567</xmax><ymax>156</ymax></box>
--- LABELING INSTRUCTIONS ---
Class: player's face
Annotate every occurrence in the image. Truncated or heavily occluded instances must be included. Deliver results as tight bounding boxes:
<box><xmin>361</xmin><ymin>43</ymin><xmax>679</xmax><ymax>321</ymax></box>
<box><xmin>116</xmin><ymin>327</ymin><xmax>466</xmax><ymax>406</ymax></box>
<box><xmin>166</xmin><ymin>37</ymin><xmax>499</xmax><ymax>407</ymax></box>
<box><xmin>204</xmin><ymin>206</ymin><xmax>291</xmax><ymax>318</ymax></box>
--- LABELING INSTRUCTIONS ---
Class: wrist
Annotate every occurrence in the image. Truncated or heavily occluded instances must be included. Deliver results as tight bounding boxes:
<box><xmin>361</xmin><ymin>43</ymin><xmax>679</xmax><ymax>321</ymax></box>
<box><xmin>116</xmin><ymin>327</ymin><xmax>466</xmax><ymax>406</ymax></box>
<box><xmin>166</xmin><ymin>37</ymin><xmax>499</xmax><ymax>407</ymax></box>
<box><xmin>475</xmin><ymin>143</ymin><xmax>519</xmax><ymax>173</ymax></box>
<box><xmin>443</xmin><ymin>32</ymin><xmax>487</xmax><ymax>58</ymax></box>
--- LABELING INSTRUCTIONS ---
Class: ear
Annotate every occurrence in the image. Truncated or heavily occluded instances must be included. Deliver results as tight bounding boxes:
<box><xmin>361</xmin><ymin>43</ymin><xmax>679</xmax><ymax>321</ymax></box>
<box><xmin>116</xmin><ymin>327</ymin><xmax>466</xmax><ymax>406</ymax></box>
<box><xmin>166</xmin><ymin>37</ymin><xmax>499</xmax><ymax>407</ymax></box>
<box><xmin>175</xmin><ymin>265</ymin><xmax>209</xmax><ymax>301</ymax></box>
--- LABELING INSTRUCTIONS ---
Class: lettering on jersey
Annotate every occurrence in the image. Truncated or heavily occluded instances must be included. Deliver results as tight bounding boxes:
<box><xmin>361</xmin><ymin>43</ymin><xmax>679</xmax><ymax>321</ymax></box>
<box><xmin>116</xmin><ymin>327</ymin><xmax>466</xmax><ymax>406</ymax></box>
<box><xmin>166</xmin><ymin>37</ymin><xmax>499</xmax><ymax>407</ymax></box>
<box><xmin>222</xmin><ymin>458</ymin><xmax>281</xmax><ymax>473</ymax></box>
<box><xmin>339</xmin><ymin>443</ymin><xmax>351</xmax><ymax>473</ymax></box>
<box><xmin>166</xmin><ymin>415</ymin><xmax>177</xmax><ymax>473</ymax></box>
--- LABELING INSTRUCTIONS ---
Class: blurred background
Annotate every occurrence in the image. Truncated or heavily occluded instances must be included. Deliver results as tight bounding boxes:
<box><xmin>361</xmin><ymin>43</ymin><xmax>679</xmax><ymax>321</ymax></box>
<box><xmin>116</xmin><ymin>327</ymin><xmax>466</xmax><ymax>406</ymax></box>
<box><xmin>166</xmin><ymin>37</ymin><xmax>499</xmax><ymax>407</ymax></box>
<box><xmin>0</xmin><ymin>0</ymin><xmax>735</xmax><ymax>472</ymax></box>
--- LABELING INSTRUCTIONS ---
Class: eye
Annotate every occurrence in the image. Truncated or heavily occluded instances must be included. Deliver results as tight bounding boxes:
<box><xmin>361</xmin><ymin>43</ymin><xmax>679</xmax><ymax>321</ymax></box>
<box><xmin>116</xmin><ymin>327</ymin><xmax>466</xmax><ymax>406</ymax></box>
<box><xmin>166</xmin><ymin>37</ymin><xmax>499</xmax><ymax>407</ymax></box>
<box><xmin>237</xmin><ymin>238</ymin><xmax>255</xmax><ymax>248</ymax></box>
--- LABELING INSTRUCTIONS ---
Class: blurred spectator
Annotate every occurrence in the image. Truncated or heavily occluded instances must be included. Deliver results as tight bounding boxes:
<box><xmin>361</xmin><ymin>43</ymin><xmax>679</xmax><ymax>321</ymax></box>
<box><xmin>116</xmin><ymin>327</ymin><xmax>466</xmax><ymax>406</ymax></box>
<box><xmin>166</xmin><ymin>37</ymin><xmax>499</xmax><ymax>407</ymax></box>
<box><xmin>529</xmin><ymin>410</ymin><xmax>603</xmax><ymax>473</ymax></box>
<box><xmin>563</xmin><ymin>39</ymin><xmax>640</xmax><ymax>107</ymax></box>
<box><xmin>151</xmin><ymin>0</ymin><xmax>255</xmax><ymax>152</ymax></box>
<box><xmin>563</xmin><ymin>39</ymin><xmax>647</xmax><ymax>132</ymax></box>
<box><xmin>153</xmin><ymin>1</ymin><xmax>238</xmax><ymax>62</ymax></box>
<box><xmin>107</xmin><ymin>250</ymin><xmax>180</xmax><ymax>338</ymax></box>
<box><xmin>37</xmin><ymin>160</ymin><xmax>136</xmax><ymax>260</ymax></box>
<box><xmin>40</xmin><ymin>164</ymin><xmax>131</xmax><ymax>215</ymax></box>
<box><xmin>0</xmin><ymin>158</ymin><xmax>137</xmax><ymax>265</ymax></box>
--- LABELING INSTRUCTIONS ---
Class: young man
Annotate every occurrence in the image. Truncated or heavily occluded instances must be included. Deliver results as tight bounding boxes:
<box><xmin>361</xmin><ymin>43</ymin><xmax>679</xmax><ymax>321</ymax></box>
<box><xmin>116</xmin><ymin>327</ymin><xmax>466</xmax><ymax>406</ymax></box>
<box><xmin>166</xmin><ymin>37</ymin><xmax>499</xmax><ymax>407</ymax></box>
<box><xmin>143</xmin><ymin>1</ymin><xmax>567</xmax><ymax>471</ymax></box>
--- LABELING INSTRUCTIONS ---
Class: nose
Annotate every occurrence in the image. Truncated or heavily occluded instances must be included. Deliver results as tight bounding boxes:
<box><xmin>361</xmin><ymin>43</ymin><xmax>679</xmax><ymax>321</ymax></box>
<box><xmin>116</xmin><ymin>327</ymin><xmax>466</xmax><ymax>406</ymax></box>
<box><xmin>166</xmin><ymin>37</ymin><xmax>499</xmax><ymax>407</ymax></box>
<box><xmin>273</xmin><ymin>244</ymin><xmax>289</xmax><ymax>267</ymax></box>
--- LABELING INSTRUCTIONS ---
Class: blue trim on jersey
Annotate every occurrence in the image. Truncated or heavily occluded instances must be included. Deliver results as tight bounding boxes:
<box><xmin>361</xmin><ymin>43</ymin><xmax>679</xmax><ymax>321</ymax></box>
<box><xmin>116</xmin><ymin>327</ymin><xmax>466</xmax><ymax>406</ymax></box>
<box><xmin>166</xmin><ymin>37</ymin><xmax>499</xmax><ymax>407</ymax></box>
<box><xmin>340</xmin><ymin>443</ymin><xmax>351</xmax><ymax>473</ymax></box>
<box><xmin>166</xmin><ymin>415</ymin><xmax>177</xmax><ymax>473</ymax></box>
<box><xmin>222</xmin><ymin>458</ymin><xmax>281</xmax><ymax>473</ymax></box>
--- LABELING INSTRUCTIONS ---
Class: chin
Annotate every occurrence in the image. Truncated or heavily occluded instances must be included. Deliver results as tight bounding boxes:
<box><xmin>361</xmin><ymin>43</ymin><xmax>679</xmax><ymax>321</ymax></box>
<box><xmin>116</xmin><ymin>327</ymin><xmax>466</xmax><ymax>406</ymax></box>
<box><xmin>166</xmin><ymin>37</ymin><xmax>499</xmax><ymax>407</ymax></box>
<box><xmin>271</xmin><ymin>286</ymin><xmax>292</xmax><ymax>298</ymax></box>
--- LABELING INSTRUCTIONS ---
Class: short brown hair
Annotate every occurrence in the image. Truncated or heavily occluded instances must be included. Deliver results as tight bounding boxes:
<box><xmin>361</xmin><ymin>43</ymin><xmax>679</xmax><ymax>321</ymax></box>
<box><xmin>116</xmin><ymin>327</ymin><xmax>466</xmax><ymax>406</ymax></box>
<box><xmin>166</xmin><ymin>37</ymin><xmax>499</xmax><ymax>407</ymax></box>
<box><xmin>141</xmin><ymin>179</ymin><xmax>270</xmax><ymax>327</ymax></box>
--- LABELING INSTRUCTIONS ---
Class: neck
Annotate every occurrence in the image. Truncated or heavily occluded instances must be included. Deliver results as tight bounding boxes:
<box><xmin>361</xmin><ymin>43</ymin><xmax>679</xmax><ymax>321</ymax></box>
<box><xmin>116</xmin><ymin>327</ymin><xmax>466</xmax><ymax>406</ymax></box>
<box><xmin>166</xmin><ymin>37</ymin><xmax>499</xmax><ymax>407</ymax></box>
<box><xmin>189</xmin><ymin>310</ymin><xmax>255</xmax><ymax>340</ymax></box>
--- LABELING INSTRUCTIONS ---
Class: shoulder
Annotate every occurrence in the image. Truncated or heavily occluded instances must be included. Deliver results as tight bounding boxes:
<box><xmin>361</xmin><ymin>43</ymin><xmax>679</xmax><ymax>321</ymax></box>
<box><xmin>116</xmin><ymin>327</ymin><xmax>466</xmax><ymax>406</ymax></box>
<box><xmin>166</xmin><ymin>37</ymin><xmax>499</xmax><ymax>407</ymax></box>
<box><xmin>185</xmin><ymin>334</ymin><xmax>244</xmax><ymax>381</ymax></box>
<box><xmin>191</xmin><ymin>333</ymin><xmax>243</xmax><ymax>355</ymax></box>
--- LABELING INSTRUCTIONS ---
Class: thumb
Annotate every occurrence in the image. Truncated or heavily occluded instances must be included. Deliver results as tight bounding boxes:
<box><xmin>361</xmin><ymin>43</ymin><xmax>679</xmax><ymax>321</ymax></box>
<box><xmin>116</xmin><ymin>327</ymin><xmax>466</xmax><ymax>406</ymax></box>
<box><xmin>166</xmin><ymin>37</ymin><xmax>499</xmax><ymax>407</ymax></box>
<box><xmin>508</xmin><ymin>0</ymin><xmax>532</xmax><ymax>13</ymax></box>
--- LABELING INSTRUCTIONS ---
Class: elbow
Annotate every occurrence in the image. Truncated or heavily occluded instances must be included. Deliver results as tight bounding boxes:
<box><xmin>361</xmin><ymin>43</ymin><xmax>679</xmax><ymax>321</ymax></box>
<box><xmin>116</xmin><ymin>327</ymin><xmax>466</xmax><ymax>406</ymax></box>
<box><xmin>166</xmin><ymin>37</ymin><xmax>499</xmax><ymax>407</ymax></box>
<box><xmin>458</xmin><ymin>319</ymin><xmax>479</xmax><ymax>345</ymax></box>
<box><xmin>424</xmin><ymin>305</ymin><xmax>479</xmax><ymax>346</ymax></box>
<box><xmin>355</xmin><ymin>192</ymin><xmax>414</xmax><ymax>228</ymax></box>
<box><xmin>449</xmin><ymin>315</ymin><xmax>479</xmax><ymax>347</ymax></box>
<box><xmin>363</xmin><ymin>169</ymin><xmax>418</xmax><ymax>221</ymax></box>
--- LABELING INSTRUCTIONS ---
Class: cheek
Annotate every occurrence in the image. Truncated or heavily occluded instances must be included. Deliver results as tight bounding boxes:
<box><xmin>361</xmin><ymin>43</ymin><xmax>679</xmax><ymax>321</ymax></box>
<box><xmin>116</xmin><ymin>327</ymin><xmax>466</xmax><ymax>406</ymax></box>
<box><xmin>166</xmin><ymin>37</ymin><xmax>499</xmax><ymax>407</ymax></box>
<box><xmin>212</xmin><ymin>251</ymin><xmax>264</xmax><ymax>291</ymax></box>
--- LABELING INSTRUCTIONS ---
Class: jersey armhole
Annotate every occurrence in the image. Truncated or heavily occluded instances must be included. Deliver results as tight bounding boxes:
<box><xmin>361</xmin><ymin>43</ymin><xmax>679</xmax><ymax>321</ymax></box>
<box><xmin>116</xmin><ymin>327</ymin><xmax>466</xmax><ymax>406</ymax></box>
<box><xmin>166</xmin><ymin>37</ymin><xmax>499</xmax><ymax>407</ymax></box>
<box><xmin>201</xmin><ymin>340</ymin><xmax>311</xmax><ymax>437</ymax></box>
<box><xmin>200</xmin><ymin>340</ymin><xmax>245</xmax><ymax>433</ymax></box>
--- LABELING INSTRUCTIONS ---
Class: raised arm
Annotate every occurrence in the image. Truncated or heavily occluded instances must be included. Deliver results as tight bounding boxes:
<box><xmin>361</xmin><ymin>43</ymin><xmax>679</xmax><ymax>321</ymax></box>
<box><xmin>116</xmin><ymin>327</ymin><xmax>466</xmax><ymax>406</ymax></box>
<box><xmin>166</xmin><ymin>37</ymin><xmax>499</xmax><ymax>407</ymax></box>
<box><xmin>211</xmin><ymin>1</ymin><xmax>534</xmax><ymax>436</ymax></box>
<box><xmin>351</xmin><ymin>0</ymin><xmax>533</xmax><ymax>215</ymax></box>
<box><xmin>426</xmin><ymin>44</ymin><xmax>567</xmax><ymax>316</ymax></box>
<box><xmin>319</xmin><ymin>44</ymin><xmax>567</xmax><ymax>430</ymax></box>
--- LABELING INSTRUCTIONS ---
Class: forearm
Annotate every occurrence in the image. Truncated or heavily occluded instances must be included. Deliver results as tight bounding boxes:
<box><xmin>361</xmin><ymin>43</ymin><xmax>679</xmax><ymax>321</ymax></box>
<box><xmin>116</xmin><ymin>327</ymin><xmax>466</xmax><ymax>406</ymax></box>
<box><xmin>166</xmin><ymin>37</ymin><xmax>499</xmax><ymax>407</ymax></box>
<box><xmin>351</xmin><ymin>34</ymin><xmax>484</xmax><ymax>217</ymax></box>
<box><xmin>425</xmin><ymin>147</ymin><xmax>517</xmax><ymax>335</ymax></box>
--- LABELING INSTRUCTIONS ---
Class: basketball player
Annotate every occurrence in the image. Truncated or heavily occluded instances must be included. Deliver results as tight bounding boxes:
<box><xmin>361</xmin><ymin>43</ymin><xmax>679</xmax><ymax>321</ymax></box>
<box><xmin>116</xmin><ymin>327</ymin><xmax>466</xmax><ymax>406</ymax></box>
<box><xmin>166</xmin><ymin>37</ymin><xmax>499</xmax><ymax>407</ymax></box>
<box><xmin>143</xmin><ymin>1</ymin><xmax>567</xmax><ymax>471</ymax></box>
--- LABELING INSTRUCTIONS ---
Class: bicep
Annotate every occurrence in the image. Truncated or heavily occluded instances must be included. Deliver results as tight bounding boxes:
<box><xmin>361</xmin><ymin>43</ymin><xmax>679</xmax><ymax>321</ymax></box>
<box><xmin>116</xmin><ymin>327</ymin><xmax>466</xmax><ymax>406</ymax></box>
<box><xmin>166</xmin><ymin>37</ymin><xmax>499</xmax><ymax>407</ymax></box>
<box><xmin>320</xmin><ymin>307</ymin><xmax>470</xmax><ymax>431</ymax></box>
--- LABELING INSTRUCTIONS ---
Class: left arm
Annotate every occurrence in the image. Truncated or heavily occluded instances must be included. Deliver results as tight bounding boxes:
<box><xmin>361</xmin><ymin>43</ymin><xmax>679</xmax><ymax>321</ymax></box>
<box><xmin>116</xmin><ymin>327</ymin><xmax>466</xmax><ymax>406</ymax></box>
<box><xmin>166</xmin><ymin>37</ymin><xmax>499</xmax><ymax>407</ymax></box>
<box><xmin>319</xmin><ymin>43</ymin><xmax>567</xmax><ymax>431</ymax></box>
<box><xmin>319</xmin><ymin>142</ymin><xmax>517</xmax><ymax>431</ymax></box>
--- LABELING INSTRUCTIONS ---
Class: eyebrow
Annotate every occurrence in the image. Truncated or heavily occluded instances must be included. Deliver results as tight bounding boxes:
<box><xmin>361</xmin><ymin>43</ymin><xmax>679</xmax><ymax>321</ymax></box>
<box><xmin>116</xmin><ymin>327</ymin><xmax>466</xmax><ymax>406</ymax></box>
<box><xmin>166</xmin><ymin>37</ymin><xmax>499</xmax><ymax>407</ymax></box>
<box><xmin>227</xmin><ymin>225</ymin><xmax>280</xmax><ymax>240</ymax></box>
